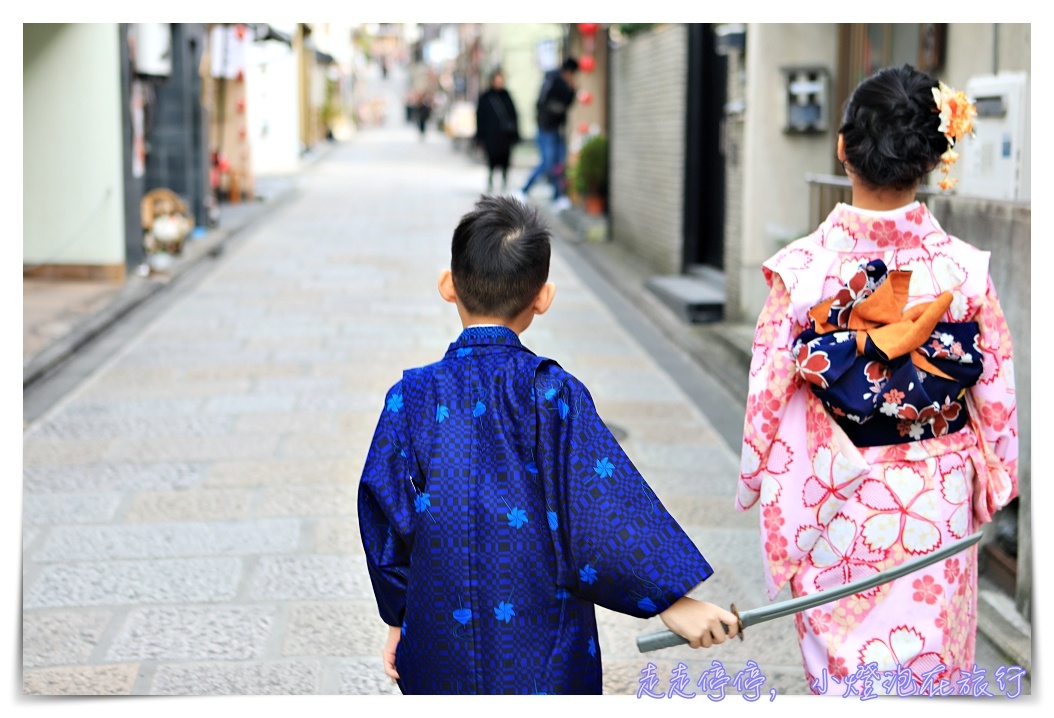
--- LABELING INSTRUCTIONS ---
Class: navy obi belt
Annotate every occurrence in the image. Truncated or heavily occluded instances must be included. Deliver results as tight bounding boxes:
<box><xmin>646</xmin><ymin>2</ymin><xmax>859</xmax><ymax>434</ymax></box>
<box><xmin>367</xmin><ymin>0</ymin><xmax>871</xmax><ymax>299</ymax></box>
<box><xmin>791</xmin><ymin>260</ymin><xmax>983</xmax><ymax>447</ymax></box>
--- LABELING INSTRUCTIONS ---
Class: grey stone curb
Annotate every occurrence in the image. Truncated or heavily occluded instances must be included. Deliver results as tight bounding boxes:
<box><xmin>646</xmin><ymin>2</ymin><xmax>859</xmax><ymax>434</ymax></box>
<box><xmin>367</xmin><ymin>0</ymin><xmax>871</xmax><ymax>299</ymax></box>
<box><xmin>541</xmin><ymin>203</ymin><xmax>753</xmax><ymax>412</ymax></box>
<box><xmin>978</xmin><ymin>588</ymin><xmax>1032</xmax><ymax>674</ymax></box>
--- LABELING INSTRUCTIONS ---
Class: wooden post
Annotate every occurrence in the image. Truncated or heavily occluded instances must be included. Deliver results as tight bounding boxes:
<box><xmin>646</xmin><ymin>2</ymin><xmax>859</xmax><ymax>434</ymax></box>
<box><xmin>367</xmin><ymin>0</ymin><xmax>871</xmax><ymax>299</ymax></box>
<box><xmin>228</xmin><ymin>171</ymin><xmax>241</xmax><ymax>204</ymax></box>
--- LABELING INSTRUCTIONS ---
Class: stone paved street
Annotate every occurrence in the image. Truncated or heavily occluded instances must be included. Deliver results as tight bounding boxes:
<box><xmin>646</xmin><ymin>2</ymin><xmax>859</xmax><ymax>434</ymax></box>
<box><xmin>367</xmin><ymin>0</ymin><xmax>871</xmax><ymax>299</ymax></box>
<box><xmin>18</xmin><ymin>65</ymin><xmax>1027</xmax><ymax>704</ymax></box>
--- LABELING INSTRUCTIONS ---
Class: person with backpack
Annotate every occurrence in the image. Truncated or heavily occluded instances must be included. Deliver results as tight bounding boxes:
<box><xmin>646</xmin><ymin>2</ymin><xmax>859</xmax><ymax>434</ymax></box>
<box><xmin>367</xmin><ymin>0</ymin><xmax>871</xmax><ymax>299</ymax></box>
<box><xmin>517</xmin><ymin>58</ymin><xmax>579</xmax><ymax>211</ymax></box>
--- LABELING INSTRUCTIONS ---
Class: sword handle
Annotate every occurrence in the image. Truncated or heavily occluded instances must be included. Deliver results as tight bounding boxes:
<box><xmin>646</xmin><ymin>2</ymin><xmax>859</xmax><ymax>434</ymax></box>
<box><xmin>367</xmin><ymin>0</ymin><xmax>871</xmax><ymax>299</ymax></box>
<box><xmin>636</xmin><ymin>628</ymin><xmax>688</xmax><ymax>652</ymax></box>
<box><xmin>635</xmin><ymin>605</ymin><xmax>745</xmax><ymax>653</ymax></box>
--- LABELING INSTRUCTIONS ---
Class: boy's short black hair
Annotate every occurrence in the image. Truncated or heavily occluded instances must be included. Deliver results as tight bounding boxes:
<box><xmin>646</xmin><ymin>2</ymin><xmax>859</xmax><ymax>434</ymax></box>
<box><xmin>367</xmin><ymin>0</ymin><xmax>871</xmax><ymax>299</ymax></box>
<box><xmin>450</xmin><ymin>195</ymin><xmax>551</xmax><ymax>320</ymax></box>
<box><xmin>561</xmin><ymin>57</ymin><xmax>580</xmax><ymax>73</ymax></box>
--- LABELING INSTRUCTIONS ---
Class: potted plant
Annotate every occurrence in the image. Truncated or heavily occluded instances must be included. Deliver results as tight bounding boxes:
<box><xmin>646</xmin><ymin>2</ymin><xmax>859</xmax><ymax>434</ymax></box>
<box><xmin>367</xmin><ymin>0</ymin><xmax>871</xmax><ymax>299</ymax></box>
<box><xmin>573</xmin><ymin>134</ymin><xmax>608</xmax><ymax>215</ymax></box>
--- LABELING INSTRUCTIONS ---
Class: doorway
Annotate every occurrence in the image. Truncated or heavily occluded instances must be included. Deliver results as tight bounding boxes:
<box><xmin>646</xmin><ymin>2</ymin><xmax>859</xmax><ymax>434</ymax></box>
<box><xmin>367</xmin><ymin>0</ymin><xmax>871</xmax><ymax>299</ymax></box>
<box><xmin>682</xmin><ymin>24</ymin><xmax>727</xmax><ymax>272</ymax></box>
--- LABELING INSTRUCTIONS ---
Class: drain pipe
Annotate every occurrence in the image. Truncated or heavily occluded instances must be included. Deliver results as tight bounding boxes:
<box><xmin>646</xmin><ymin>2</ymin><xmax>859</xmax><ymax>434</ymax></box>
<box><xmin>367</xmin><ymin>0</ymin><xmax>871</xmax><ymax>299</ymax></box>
<box><xmin>992</xmin><ymin>23</ymin><xmax>999</xmax><ymax>74</ymax></box>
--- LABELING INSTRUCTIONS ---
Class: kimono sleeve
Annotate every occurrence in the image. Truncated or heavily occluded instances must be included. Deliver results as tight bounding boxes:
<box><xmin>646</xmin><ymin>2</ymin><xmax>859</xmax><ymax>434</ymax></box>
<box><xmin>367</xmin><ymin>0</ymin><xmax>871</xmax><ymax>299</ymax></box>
<box><xmin>737</xmin><ymin>271</ymin><xmax>805</xmax><ymax>512</ymax></box>
<box><xmin>967</xmin><ymin>276</ymin><xmax>1020</xmax><ymax>522</ymax></box>
<box><xmin>358</xmin><ymin>380</ymin><xmax>416</xmax><ymax>627</ymax></box>
<box><xmin>534</xmin><ymin>362</ymin><xmax>714</xmax><ymax>619</ymax></box>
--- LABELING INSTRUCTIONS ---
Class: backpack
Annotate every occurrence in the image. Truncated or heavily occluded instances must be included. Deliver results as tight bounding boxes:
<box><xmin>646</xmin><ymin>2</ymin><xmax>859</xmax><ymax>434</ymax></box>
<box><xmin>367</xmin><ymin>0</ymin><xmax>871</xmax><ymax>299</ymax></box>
<box><xmin>536</xmin><ymin>72</ymin><xmax>570</xmax><ymax>130</ymax></box>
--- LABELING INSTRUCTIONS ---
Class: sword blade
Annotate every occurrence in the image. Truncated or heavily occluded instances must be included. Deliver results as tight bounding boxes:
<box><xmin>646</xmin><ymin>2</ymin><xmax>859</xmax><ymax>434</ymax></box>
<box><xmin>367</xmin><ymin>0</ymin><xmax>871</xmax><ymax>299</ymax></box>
<box><xmin>636</xmin><ymin>531</ymin><xmax>983</xmax><ymax>653</ymax></box>
<box><xmin>739</xmin><ymin>531</ymin><xmax>983</xmax><ymax>628</ymax></box>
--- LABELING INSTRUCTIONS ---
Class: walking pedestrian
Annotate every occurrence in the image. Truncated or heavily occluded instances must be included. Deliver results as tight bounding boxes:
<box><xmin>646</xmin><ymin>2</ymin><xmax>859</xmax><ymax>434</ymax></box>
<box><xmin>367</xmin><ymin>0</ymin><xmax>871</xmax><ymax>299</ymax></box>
<box><xmin>358</xmin><ymin>195</ymin><xmax>738</xmax><ymax>695</ymax></box>
<box><xmin>518</xmin><ymin>58</ymin><xmax>578</xmax><ymax>211</ymax></box>
<box><xmin>416</xmin><ymin>91</ymin><xmax>433</xmax><ymax>141</ymax></box>
<box><xmin>736</xmin><ymin>64</ymin><xmax>1018</xmax><ymax>695</ymax></box>
<box><xmin>474</xmin><ymin>69</ymin><xmax>520</xmax><ymax>193</ymax></box>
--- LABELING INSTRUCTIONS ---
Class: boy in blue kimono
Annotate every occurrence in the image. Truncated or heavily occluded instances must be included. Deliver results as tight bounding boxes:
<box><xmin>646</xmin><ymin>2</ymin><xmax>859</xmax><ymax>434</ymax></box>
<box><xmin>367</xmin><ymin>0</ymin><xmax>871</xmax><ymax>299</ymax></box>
<box><xmin>358</xmin><ymin>195</ymin><xmax>738</xmax><ymax>694</ymax></box>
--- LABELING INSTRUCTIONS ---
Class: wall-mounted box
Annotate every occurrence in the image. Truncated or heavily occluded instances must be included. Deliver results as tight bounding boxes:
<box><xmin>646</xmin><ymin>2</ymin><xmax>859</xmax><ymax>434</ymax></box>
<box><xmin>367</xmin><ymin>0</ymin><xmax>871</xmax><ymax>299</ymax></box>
<box><xmin>781</xmin><ymin>66</ymin><xmax>829</xmax><ymax>134</ymax></box>
<box><xmin>715</xmin><ymin>24</ymin><xmax>745</xmax><ymax>56</ymax></box>
<box><xmin>956</xmin><ymin>72</ymin><xmax>1030</xmax><ymax>202</ymax></box>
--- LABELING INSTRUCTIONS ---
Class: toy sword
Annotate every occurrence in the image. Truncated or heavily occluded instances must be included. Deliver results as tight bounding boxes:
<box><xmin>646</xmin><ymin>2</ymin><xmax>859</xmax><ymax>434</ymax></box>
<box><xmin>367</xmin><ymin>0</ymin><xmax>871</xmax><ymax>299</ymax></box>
<box><xmin>637</xmin><ymin>531</ymin><xmax>983</xmax><ymax>653</ymax></box>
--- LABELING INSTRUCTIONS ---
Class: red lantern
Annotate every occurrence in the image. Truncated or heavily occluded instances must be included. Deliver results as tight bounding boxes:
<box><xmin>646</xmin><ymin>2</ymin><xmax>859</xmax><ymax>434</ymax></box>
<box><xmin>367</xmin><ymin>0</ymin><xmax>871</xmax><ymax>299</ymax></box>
<box><xmin>577</xmin><ymin>121</ymin><xmax>590</xmax><ymax>135</ymax></box>
<box><xmin>578</xmin><ymin>90</ymin><xmax>593</xmax><ymax>105</ymax></box>
<box><xmin>578</xmin><ymin>23</ymin><xmax>599</xmax><ymax>37</ymax></box>
<box><xmin>579</xmin><ymin>55</ymin><xmax>596</xmax><ymax>73</ymax></box>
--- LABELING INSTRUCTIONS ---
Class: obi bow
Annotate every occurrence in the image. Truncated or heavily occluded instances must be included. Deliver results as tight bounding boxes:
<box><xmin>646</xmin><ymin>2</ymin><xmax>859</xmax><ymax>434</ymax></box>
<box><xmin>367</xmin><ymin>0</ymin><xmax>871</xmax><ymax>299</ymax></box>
<box><xmin>792</xmin><ymin>261</ymin><xmax>982</xmax><ymax>446</ymax></box>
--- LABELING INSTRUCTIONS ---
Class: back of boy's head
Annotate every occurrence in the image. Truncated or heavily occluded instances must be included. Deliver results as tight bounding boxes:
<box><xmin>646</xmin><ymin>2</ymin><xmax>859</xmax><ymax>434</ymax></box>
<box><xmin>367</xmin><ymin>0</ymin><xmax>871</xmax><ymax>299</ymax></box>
<box><xmin>450</xmin><ymin>195</ymin><xmax>551</xmax><ymax>321</ymax></box>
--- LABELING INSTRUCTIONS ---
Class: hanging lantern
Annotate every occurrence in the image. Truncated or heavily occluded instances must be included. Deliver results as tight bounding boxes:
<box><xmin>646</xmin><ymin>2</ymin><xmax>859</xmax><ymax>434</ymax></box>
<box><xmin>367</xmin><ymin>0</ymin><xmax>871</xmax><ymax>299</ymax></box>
<box><xmin>579</xmin><ymin>55</ymin><xmax>596</xmax><ymax>73</ymax></box>
<box><xmin>578</xmin><ymin>90</ymin><xmax>593</xmax><ymax>105</ymax></box>
<box><xmin>578</xmin><ymin>23</ymin><xmax>599</xmax><ymax>37</ymax></box>
<box><xmin>577</xmin><ymin>121</ymin><xmax>590</xmax><ymax>135</ymax></box>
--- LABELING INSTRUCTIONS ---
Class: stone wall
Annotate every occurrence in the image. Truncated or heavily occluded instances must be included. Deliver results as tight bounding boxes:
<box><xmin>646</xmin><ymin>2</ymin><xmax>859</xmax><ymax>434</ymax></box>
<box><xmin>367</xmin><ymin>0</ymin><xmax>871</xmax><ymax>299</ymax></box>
<box><xmin>720</xmin><ymin>43</ymin><xmax>746</xmax><ymax>323</ymax></box>
<box><xmin>608</xmin><ymin>25</ymin><xmax>688</xmax><ymax>275</ymax></box>
<box><xmin>929</xmin><ymin>197</ymin><xmax>1031</xmax><ymax>616</ymax></box>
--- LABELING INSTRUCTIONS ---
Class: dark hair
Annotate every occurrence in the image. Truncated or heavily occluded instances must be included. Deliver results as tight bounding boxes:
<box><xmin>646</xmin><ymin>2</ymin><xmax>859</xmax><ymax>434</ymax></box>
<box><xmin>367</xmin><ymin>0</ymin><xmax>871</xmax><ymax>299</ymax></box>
<box><xmin>838</xmin><ymin>64</ymin><xmax>948</xmax><ymax>192</ymax></box>
<box><xmin>450</xmin><ymin>195</ymin><xmax>551</xmax><ymax>320</ymax></box>
<box><xmin>561</xmin><ymin>57</ymin><xmax>580</xmax><ymax>73</ymax></box>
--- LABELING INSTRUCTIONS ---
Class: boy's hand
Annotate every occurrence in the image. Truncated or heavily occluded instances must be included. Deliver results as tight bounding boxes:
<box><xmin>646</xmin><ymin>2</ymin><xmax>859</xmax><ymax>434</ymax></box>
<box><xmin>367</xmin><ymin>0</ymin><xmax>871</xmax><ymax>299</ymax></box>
<box><xmin>383</xmin><ymin>625</ymin><xmax>401</xmax><ymax>682</ymax></box>
<box><xmin>658</xmin><ymin>596</ymin><xmax>740</xmax><ymax>649</ymax></box>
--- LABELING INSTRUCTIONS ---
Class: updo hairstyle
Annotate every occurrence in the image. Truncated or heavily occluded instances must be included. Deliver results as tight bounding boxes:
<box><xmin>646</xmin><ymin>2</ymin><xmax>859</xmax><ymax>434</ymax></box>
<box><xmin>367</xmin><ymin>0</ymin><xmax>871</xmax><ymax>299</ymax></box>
<box><xmin>839</xmin><ymin>64</ymin><xmax>948</xmax><ymax>192</ymax></box>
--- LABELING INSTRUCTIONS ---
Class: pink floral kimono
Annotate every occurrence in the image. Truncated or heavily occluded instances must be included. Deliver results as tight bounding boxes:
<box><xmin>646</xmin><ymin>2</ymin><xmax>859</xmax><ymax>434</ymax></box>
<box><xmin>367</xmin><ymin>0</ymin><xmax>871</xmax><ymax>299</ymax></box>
<box><xmin>736</xmin><ymin>201</ymin><xmax>1018</xmax><ymax>695</ymax></box>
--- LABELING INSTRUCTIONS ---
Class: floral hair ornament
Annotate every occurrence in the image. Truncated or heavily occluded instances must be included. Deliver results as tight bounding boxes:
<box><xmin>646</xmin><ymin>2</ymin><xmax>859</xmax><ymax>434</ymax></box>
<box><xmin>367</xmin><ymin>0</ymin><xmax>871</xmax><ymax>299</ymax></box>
<box><xmin>932</xmin><ymin>80</ymin><xmax>977</xmax><ymax>191</ymax></box>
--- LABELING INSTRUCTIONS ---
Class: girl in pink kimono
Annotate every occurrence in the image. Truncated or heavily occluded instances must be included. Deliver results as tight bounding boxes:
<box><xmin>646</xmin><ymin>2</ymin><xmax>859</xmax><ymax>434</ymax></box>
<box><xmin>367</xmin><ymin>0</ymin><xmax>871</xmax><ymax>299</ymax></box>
<box><xmin>736</xmin><ymin>65</ymin><xmax>1018</xmax><ymax>696</ymax></box>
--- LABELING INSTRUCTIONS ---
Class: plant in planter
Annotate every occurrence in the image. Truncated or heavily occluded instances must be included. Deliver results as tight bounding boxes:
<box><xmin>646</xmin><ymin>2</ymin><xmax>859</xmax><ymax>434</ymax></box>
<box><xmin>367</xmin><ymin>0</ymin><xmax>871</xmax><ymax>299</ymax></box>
<box><xmin>573</xmin><ymin>134</ymin><xmax>608</xmax><ymax>215</ymax></box>
<box><xmin>564</xmin><ymin>161</ymin><xmax>580</xmax><ymax>204</ymax></box>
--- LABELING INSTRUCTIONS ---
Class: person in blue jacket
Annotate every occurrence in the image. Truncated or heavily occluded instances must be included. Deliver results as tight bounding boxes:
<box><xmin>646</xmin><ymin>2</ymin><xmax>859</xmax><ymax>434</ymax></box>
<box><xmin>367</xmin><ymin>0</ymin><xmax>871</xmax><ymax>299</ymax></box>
<box><xmin>519</xmin><ymin>58</ymin><xmax>579</xmax><ymax>210</ymax></box>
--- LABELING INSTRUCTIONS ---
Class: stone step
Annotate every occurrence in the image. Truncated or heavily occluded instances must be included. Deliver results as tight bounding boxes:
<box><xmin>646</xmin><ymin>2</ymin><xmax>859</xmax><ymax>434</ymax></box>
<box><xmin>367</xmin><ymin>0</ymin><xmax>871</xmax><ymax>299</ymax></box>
<box><xmin>645</xmin><ymin>266</ymin><xmax>725</xmax><ymax>324</ymax></box>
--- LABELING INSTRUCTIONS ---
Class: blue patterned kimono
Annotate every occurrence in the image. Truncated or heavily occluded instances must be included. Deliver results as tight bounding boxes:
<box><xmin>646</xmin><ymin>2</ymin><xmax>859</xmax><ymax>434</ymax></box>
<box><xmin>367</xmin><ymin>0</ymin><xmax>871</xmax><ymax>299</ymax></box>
<box><xmin>358</xmin><ymin>326</ymin><xmax>714</xmax><ymax>694</ymax></box>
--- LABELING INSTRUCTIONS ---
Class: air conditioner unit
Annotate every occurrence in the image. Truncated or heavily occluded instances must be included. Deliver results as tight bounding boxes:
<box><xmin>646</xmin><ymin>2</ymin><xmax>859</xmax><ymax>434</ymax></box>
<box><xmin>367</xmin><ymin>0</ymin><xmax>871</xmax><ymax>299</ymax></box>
<box><xmin>955</xmin><ymin>72</ymin><xmax>1030</xmax><ymax>202</ymax></box>
<box><xmin>132</xmin><ymin>23</ymin><xmax>172</xmax><ymax>78</ymax></box>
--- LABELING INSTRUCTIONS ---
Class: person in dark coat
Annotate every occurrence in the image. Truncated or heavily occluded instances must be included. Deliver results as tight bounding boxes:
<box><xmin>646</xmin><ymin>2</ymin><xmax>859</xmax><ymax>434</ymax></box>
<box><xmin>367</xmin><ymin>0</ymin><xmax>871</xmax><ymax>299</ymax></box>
<box><xmin>475</xmin><ymin>70</ymin><xmax>521</xmax><ymax>193</ymax></box>
<box><xmin>416</xmin><ymin>91</ymin><xmax>433</xmax><ymax>141</ymax></box>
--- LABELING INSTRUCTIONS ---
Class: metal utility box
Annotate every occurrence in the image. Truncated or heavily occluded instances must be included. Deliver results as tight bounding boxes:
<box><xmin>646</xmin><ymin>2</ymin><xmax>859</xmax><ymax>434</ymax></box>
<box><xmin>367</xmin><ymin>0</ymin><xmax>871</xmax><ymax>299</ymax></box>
<box><xmin>781</xmin><ymin>67</ymin><xmax>830</xmax><ymax>134</ymax></box>
<box><xmin>956</xmin><ymin>72</ymin><xmax>1030</xmax><ymax>202</ymax></box>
